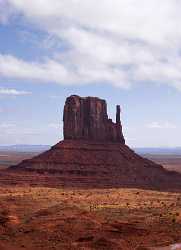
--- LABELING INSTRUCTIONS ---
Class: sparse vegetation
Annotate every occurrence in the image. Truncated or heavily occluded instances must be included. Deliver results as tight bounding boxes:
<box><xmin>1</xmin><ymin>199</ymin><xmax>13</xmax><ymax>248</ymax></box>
<box><xmin>0</xmin><ymin>185</ymin><xmax>180</xmax><ymax>249</ymax></box>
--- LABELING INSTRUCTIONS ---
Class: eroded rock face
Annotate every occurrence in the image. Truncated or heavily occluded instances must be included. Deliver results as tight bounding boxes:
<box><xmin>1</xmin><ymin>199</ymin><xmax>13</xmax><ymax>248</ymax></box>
<box><xmin>63</xmin><ymin>95</ymin><xmax>125</xmax><ymax>143</ymax></box>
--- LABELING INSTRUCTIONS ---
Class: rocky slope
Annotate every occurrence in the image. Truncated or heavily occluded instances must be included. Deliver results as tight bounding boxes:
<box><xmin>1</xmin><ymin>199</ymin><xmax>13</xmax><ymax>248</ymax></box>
<box><xmin>10</xmin><ymin>95</ymin><xmax>181</xmax><ymax>189</ymax></box>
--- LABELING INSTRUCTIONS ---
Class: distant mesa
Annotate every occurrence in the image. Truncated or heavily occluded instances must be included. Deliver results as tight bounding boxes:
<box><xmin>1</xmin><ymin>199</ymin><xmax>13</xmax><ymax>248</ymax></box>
<box><xmin>10</xmin><ymin>95</ymin><xmax>181</xmax><ymax>189</ymax></box>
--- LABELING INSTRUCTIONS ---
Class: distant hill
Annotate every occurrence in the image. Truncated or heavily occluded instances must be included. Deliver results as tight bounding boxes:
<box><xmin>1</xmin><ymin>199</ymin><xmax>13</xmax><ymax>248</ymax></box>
<box><xmin>134</xmin><ymin>147</ymin><xmax>181</xmax><ymax>155</ymax></box>
<box><xmin>0</xmin><ymin>145</ymin><xmax>51</xmax><ymax>152</ymax></box>
<box><xmin>0</xmin><ymin>145</ymin><xmax>181</xmax><ymax>155</ymax></box>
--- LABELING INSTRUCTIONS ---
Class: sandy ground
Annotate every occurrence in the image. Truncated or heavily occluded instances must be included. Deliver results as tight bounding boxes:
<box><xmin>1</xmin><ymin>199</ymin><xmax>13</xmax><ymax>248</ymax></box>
<box><xmin>0</xmin><ymin>152</ymin><xmax>181</xmax><ymax>249</ymax></box>
<box><xmin>0</xmin><ymin>186</ymin><xmax>181</xmax><ymax>249</ymax></box>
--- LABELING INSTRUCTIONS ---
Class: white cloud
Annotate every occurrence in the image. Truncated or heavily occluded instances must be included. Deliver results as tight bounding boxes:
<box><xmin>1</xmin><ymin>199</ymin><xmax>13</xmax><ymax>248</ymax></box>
<box><xmin>0</xmin><ymin>86</ymin><xmax>31</xmax><ymax>95</ymax></box>
<box><xmin>0</xmin><ymin>0</ymin><xmax>181</xmax><ymax>89</ymax></box>
<box><xmin>147</xmin><ymin>121</ymin><xmax>177</xmax><ymax>129</ymax></box>
<box><xmin>6</xmin><ymin>0</ymin><xmax>181</xmax><ymax>45</ymax></box>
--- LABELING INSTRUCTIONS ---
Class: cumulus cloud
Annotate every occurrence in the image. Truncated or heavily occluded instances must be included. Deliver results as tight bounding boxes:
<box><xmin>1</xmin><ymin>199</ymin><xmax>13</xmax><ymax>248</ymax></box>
<box><xmin>0</xmin><ymin>0</ymin><xmax>181</xmax><ymax>89</ymax></box>
<box><xmin>0</xmin><ymin>86</ymin><xmax>31</xmax><ymax>95</ymax></box>
<box><xmin>0</xmin><ymin>55</ymin><xmax>72</xmax><ymax>84</ymax></box>
<box><xmin>147</xmin><ymin>121</ymin><xmax>177</xmax><ymax>129</ymax></box>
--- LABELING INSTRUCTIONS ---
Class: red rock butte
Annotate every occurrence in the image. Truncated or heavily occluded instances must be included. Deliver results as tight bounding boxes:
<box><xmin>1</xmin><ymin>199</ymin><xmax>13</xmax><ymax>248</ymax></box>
<box><xmin>63</xmin><ymin>95</ymin><xmax>125</xmax><ymax>143</ymax></box>
<box><xmin>10</xmin><ymin>95</ymin><xmax>181</xmax><ymax>189</ymax></box>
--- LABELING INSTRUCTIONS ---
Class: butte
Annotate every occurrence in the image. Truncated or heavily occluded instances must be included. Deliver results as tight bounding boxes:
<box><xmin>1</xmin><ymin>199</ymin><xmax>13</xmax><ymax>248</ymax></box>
<box><xmin>10</xmin><ymin>95</ymin><xmax>181</xmax><ymax>189</ymax></box>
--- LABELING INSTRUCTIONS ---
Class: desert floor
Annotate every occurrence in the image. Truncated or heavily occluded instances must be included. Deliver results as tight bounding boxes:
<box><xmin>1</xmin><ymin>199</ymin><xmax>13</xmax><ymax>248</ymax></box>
<box><xmin>0</xmin><ymin>152</ymin><xmax>181</xmax><ymax>250</ymax></box>
<box><xmin>145</xmin><ymin>154</ymin><xmax>181</xmax><ymax>174</ymax></box>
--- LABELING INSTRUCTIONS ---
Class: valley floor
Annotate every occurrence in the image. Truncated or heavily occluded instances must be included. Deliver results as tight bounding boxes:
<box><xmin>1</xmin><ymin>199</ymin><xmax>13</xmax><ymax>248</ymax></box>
<box><xmin>0</xmin><ymin>152</ymin><xmax>181</xmax><ymax>249</ymax></box>
<box><xmin>0</xmin><ymin>185</ymin><xmax>181</xmax><ymax>250</ymax></box>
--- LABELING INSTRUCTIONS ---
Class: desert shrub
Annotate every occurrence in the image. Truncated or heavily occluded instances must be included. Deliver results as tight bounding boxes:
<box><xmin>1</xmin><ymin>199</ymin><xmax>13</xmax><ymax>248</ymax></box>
<box><xmin>172</xmin><ymin>218</ymin><xmax>176</xmax><ymax>223</ymax></box>
<box><xmin>0</xmin><ymin>210</ymin><xmax>9</xmax><ymax>224</ymax></box>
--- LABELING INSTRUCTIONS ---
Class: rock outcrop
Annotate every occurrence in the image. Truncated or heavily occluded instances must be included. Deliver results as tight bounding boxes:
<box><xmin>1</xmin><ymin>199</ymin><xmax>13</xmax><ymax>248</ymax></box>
<box><xmin>10</xmin><ymin>95</ymin><xmax>181</xmax><ymax>190</ymax></box>
<box><xmin>63</xmin><ymin>95</ymin><xmax>125</xmax><ymax>143</ymax></box>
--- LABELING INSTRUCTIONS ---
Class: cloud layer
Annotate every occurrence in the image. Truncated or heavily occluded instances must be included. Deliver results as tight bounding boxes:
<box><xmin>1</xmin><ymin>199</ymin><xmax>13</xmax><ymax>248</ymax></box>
<box><xmin>147</xmin><ymin>121</ymin><xmax>177</xmax><ymax>129</ymax></box>
<box><xmin>0</xmin><ymin>86</ymin><xmax>31</xmax><ymax>95</ymax></box>
<box><xmin>1</xmin><ymin>0</ymin><xmax>181</xmax><ymax>89</ymax></box>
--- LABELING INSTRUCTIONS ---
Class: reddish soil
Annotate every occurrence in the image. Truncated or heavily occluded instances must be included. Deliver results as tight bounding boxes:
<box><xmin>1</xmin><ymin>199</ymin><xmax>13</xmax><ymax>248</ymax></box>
<box><xmin>0</xmin><ymin>186</ymin><xmax>181</xmax><ymax>250</ymax></box>
<box><xmin>0</xmin><ymin>151</ymin><xmax>38</xmax><ymax>169</ymax></box>
<box><xmin>0</xmin><ymin>150</ymin><xmax>181</xmax><ymax>249</ymax></box>
<box><xmin>144</xmin><ymin>154</ymin><xmax>181</xmax><ymax>173</ymax></box>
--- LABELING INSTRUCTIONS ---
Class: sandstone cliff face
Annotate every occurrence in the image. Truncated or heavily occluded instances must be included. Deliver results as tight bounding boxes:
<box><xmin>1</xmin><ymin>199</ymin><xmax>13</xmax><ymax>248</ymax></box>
<box><xmin>63</xmin><ymin>95</ymin><xmax>125</xmax><ymax>143</ymax></box>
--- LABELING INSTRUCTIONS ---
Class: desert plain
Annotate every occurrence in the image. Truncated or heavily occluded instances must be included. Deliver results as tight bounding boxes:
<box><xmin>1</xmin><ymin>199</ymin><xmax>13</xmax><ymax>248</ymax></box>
<box><xmin>0</xmin><ymin>151</ymin><xmax>180</xmax><ymax>250</ymax></box>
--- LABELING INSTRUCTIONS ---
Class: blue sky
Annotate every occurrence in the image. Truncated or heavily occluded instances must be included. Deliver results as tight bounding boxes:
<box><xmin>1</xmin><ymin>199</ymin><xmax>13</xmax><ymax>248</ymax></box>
<box><xmin>0</xmin><ymin>0</ymin><xmax>181</xmax><ymax>147</ymax></box>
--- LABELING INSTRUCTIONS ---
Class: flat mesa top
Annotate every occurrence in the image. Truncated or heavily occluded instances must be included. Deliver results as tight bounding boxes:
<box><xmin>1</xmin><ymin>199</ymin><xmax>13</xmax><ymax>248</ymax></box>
<box><xmin>70</xmin><ymin>94</ymin><xmax>105</xmax><ymax>100</ymax></box>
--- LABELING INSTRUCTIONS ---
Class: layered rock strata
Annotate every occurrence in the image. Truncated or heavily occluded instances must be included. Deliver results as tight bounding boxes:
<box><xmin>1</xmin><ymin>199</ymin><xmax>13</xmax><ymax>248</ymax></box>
<box><xmin>63</xmin><ymin>95</ymin><xmax>125</xmax><ymax>143</ymax></box>
<box><xmin>10</xmin><ymin>95</ymin><xmax>181</xmax><ymax>190</ymax></box>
